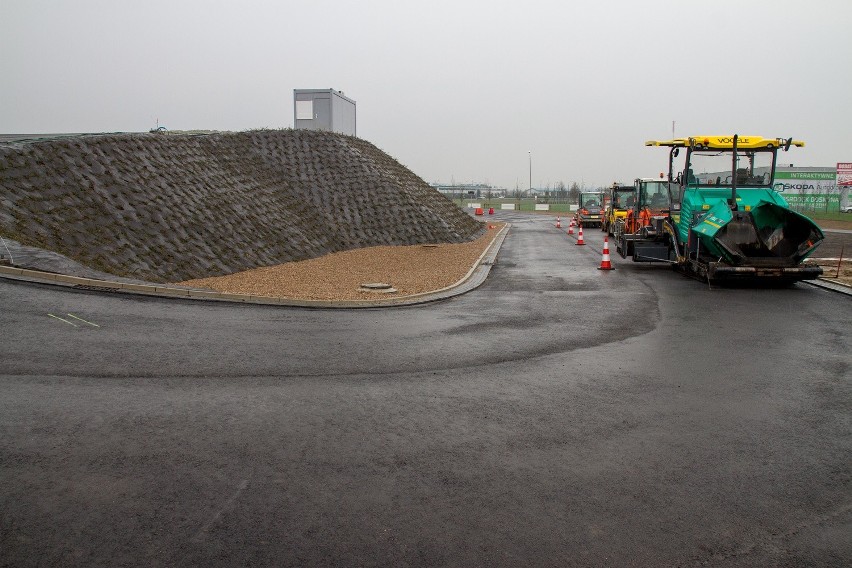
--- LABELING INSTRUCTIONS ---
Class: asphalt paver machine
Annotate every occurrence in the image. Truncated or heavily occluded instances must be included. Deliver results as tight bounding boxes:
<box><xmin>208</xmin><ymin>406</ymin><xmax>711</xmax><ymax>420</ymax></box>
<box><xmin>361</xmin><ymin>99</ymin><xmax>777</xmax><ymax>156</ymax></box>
<box><xmin>614</xmin><ymin>135</ymin><xmax>823</xmax><ymax>283</ymax></box>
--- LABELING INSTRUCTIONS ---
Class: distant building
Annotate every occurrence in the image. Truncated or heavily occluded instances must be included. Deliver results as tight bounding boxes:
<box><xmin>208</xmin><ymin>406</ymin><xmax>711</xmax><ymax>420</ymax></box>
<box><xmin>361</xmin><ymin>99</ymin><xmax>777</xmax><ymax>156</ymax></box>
<box><xmin>294</xmin><ymin>89</ymin><xmax>356</xmax><ymax>136</ymax></box>
<box><xmin>431</xmin><ymin>183</ymin><xmax>506</xmax><ymax>199</ymax></box>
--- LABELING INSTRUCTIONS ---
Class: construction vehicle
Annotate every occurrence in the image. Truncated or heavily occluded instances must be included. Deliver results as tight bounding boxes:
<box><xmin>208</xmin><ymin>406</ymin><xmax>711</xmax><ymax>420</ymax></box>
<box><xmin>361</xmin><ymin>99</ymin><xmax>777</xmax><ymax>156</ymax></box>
<box><xmin>613</xmin><ymin>177</ymin><xmax>676</xmax><ymax>260</ymax></box>
<box><xmin>601</xmin><ymin>183</ymin><xmax>636</xmax><ymax>235</ymax></box>
<box><xmin>614</xmin><ymin>135</ymin><xmax>823</xmax><ymax>283</ymax></box>
<box><xmin>574</xmin><ymin>191</ymin><xmax>604</xmax><ymax>228</ymax></box>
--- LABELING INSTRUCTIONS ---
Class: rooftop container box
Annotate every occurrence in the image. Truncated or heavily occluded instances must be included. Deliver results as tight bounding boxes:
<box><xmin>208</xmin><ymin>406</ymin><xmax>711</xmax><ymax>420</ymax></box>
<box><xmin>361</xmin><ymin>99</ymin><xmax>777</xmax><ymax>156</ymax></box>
<box><xmin>294</xmin><ymin>89</ymin><xmax>356</xmax><ymax>136</ymax></box>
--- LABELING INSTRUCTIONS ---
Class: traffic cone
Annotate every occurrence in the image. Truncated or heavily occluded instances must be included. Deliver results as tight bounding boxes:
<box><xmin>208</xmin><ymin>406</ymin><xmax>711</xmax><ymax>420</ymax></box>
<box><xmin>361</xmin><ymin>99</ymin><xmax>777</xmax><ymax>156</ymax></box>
<box><xmin>568</xmin><ymin>223</ymin><xmax>574</xmax><ymax>235</ymax></box>
<box><xmin>556</xmin><ymin>216</ymin><xmax>561</xmax><ymax>229</ymax></box>
<box><xmin>598</xmin><ymin>236</ymin><xmax>614</xmax><ymax>270</ymax></box>
<box><xmin>576</xmin><ymin>225</ymin><xmax>586</xmax><ymax>245</ymax></box>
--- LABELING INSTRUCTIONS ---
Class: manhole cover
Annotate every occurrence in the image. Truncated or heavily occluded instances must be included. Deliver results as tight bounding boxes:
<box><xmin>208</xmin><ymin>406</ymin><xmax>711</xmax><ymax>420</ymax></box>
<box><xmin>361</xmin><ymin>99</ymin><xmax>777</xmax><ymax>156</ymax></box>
<box><xmin>360</xmin><ymin>282</ymin><xmax>393</xmax><ymax>289</ymax></box>
<box><xmin>359</xmin><ymin>282</ymin><xmax>397</xmax><ymax>293</ymax></box>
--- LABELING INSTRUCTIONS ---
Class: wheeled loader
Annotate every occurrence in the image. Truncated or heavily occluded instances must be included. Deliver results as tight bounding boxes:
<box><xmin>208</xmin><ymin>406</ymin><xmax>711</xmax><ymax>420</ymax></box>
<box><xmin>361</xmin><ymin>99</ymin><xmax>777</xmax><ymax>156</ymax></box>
<box><xmin>602</xmin><ymin>182</ymin><xmax>637</xmax><ymax>236</ymax></box>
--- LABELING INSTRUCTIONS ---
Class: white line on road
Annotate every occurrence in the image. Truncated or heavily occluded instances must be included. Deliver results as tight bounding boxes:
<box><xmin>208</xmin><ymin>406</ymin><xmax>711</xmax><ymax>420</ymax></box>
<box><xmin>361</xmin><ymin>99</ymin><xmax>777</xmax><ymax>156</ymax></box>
<box><xmin>47</xmin><ymin>314</ymin><xmax>78</xmax><ymax>327</ymax></box>
<box><xmin>193</xmin><ymin>479</ymin><xmax>249</xmax><ymax>542</ymax></box>
<box><xmin>66</xmin><ymin>313</ymin><xmax>100</xmax><ymax>327</ymax></box>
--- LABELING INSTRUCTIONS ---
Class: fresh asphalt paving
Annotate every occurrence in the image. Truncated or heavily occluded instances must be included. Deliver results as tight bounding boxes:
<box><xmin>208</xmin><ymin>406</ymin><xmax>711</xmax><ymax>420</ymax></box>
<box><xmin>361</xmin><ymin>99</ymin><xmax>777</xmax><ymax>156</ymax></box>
<box><xmin>1</xmin><ymin>211</ymin><xmax>850</xmax><ymax>567</ymax></box>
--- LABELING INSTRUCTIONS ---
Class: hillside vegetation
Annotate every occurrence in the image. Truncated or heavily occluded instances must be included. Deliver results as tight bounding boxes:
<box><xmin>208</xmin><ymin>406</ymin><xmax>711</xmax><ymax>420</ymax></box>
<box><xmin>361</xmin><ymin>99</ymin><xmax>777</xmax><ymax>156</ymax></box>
<box><xmin>0</xmin><ymin>130</ymin><xmax>482</xmax><ymax>282</ymax></box>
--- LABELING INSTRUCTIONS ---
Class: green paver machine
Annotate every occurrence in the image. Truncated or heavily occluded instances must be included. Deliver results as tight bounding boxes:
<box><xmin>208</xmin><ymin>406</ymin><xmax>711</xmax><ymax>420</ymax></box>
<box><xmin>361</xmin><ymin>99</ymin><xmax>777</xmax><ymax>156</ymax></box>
<box><xmin>616</xmin><ymin>135</ymin><xmax>823</xmax><ymax>283</ymax></box>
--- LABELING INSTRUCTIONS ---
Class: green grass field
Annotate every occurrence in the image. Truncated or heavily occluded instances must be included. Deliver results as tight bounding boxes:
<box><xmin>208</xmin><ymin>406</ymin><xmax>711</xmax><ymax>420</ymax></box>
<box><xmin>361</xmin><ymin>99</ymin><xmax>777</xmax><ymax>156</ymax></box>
<box><xmin>796</xmin><ymin>210</ymin><xmax>852</xmax><ymax>223</ymax></box>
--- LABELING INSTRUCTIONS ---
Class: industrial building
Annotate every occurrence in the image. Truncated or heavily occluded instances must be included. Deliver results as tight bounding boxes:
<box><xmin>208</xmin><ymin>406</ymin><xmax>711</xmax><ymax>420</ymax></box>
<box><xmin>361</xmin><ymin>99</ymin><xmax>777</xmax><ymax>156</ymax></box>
<box><xmin>293</xmin><ymin>89</ymin><xmax>356</xmax><ymax>136</ymax></box>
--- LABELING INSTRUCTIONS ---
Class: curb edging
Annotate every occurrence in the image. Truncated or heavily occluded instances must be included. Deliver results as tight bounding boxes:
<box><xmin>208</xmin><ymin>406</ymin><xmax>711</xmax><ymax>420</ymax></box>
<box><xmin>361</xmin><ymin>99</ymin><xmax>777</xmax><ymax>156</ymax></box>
<box><xmin>0</xmin><ymin>225</ymin><xmax>510</xmax><ymax>309</ymax></box>
<box><xmin>804</xmin><ymin>278</ymin><xmax>852</xmax><ymax>296</ymax></box>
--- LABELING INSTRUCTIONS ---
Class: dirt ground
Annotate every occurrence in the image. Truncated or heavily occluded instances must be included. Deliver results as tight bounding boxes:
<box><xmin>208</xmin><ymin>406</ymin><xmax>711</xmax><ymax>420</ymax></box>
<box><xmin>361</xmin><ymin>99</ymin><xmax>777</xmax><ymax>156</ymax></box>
<box><xmin>812</xmin><ymin>219</ymin><xmax>852</xmax><ymax>287</ymax></box>
<box><xmin>814</xmin><ymin>257</ymin><xmax>852</xmax><ymax>287</ymax></box>
<box><xmin>179</xmin><ymin>222</ymin><xmax>505</xmax><ymax>301</ymax></box>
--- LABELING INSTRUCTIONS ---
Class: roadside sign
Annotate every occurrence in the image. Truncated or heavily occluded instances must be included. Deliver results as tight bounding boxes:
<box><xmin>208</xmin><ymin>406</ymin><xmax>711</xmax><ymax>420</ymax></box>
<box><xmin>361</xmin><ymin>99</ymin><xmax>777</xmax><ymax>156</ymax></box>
<box><xmin>837</xmin><ymin>163</ymin><xmax>852</xmax><ymax>187</ymax></box>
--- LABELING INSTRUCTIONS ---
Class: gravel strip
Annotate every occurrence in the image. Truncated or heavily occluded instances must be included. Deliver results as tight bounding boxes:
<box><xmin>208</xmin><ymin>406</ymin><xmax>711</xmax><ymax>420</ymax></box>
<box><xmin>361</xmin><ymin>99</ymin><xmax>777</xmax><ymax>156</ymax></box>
<box><xmin>178</xmin><ymin>222</ymin><xmax>505</xmax><ymax>301</ymax></box>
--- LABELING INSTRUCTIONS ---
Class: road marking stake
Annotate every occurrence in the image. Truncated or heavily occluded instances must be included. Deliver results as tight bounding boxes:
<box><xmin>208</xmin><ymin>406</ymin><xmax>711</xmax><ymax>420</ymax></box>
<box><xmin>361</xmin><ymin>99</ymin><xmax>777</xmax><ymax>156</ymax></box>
<box><xmin>47</xmin><ymin>314</ymin><xmax>78</xmax><ymax>327</ymax></box>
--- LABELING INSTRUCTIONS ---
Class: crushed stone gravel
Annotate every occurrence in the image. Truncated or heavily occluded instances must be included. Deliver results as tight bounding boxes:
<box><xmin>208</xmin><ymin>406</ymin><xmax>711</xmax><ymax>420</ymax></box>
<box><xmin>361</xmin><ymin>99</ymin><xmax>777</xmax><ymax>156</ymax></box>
<box><xmin>177</xmin><ymin>222</ymin><xmax>505</xmax><ymax>301</ymax></box>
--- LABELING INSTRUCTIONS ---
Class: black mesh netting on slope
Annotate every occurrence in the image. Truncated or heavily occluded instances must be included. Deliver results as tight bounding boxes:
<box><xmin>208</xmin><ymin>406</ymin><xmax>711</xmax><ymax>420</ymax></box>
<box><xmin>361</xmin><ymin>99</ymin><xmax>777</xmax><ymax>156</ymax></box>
<box><xmin>0</xmin><ymin>130</ymin><xmax>483</xmax><ymax>282</ymax></box>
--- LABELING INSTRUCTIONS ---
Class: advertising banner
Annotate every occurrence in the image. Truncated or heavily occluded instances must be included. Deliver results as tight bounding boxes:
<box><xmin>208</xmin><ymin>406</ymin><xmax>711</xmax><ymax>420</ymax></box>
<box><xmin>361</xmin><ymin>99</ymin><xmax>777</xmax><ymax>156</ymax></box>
<box><xmin>773</xmin><ymin>171</ymin><xmax>839</xmax><ymax>209</ymax></box>
<box><xmin>837</xmin><ymin>162</ymin><xmax>852</xmax><ymax>187</ymax></box>
<box><xmin>838</xmin><ymin>163</ymin><xmax>852</xmax><ymax>209</ymax></box>
<box><xmin>773</xmin><ymin>171</ymin><xmax>836</xmax><ymax>189</ymax></box>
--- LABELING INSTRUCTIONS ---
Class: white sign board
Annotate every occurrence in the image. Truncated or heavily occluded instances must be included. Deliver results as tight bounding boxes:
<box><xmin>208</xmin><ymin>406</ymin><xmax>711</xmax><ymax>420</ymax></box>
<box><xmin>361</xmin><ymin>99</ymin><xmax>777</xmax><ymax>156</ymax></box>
<box><xmin>501</xmin><ymin>203</ymin><xmax>515</xmax><ymax>210</ymax></box>
<box><xmin>467</xmin><ymin>203</ymin><xmax>482</xmax><ymax>209</ymax></box>
<box><xmin>534</xmin><ymin>204</ymin><xmax>550</xmax><ymax>211</ymax></box>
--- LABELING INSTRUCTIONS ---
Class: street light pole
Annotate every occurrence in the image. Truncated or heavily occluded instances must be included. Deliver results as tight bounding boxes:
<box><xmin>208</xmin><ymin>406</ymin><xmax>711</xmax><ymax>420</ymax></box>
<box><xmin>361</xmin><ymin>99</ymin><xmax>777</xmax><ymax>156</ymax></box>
<box><xmin>529</xmin><ymin>151</ymin><xmax>532</xmax><ymax>196</ymax></box>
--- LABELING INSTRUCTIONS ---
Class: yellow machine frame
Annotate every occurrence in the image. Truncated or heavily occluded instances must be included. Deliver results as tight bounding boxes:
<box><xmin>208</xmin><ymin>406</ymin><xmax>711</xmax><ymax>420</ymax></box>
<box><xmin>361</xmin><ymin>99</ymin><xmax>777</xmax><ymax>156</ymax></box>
<box><xmin>645</xmin><ymin>136</ymin><xmax>804</xmax><ymax>149</ymax></box>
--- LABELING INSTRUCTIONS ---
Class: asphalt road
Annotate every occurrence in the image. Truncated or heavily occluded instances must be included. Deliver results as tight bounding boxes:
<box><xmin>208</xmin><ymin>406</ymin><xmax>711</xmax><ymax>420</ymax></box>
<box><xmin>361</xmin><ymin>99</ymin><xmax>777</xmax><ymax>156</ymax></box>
<box><xmin>1</xmin><ymin>212</ymin><xmax>850</xmax><ymax>567</ymax></box>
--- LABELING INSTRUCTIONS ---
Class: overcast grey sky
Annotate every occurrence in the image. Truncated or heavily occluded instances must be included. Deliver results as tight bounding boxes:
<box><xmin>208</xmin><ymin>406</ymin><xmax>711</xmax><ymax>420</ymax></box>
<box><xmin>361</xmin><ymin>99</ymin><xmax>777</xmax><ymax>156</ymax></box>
<box><xmin>2</xmin><ymin>0</ymin><xmax>851</xmax><ymax>189</ymax></box>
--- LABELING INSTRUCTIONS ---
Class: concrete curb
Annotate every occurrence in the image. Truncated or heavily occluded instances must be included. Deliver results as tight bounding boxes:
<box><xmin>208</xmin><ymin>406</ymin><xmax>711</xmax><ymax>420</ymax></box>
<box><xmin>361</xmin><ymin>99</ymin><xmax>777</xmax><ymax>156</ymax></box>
<box><xmin>805</xmin><ymin>278</ymin><xmax>852</xmax><ymax>296</ymax></box>
<box><xmin>0</xmin><ymin>224</ymin><xmax>511</xmax><ymax>309</ymax></box>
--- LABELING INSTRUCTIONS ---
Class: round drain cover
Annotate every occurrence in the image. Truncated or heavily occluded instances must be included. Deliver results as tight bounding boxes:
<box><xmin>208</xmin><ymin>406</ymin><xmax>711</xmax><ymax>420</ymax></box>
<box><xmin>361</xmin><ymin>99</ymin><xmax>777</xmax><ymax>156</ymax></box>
<box><xmin>360</xmin><ymin>282</ymin><xmax>394</xmax><ymax>290</ymax></box>
<box><xmin>359</xmin><ymin>282</ymin><xmax>397</xmax><ymax>293</ymax></box>
<box><xmin>358</xmin><ymin>283</ymin><xmax>398</xmax><ymax>294</ymax></box>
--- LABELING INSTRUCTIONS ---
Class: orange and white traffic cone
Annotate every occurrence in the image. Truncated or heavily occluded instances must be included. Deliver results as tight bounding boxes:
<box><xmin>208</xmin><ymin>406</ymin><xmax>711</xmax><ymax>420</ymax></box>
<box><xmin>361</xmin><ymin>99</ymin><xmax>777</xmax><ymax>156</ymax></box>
<box><xmin>568</xmin><ymin>223</ymin><xmax>574</xmax><ymax>235</ymax></box>
<box><xmin>598</xmin><ymin>236</ymin><xmax>614</xmax><ymax>270</ymax></box>
<box><xmin>556</xmin><ymin>216</ymin><xmax>561</xmax><ymax>229</ymax></box>
<box><xmin>576</xmin><ymin>225</ymin><xmax>586</xmax><ymax>245</ymax></box>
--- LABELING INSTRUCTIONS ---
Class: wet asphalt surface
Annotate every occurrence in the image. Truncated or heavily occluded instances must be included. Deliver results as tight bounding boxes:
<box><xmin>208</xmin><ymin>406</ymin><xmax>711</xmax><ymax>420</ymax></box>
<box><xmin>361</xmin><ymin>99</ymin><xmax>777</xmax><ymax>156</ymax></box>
<box><xmin>1</xmin><ymin>211</ymin><xmax>850</xmax><ymax>567</ymax></box>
